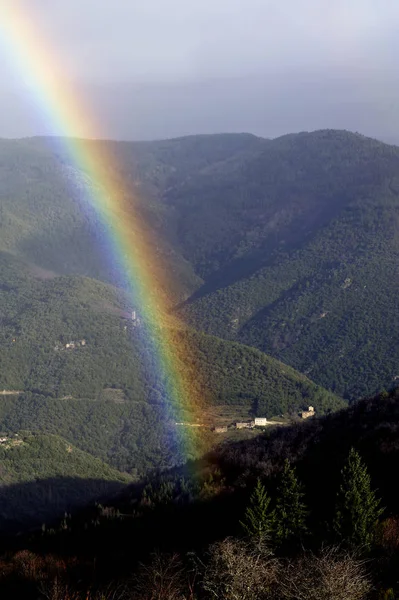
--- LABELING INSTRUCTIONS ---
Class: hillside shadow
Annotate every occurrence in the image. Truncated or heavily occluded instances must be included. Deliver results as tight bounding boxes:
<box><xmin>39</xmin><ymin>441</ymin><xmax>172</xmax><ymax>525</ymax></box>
<box><xmin>236</xmin><ymin>269</ymin><xmax>336</xmax><ymax>348</ymax></box>
<box><xmin>176</xmin><ymin>197</ymin><xmax>349</xmax><ymax>310</ymax></box>
<box><xmin>18</xmin><ymin>222</ymin><xmax>115</xmax><ymax>284</ymax></box>
<box><xmin>2</xmin><ymin>395</ymin><xmax>399</xmax><ymax>569</ymax></box>
<box><xmin>0</xmin><ymin>467</ymin><xmax>249</xmax><ymax>583</ymax></box>
<box><xmin>0</xmin><ymin>477</ymin><xmax>128</xmax><ymax>534</ymax></box>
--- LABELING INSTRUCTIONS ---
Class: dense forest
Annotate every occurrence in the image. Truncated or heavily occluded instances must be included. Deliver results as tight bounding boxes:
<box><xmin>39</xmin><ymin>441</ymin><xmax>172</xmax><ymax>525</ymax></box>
<box><xmin>0</xmin><ymin>249</ymin><xmax>341</xmax><ymax>439</ymax></box>
<box><xmin>172</xmin><ymin>131</ymin><xmax>399</xmax><ymax>399</ymax></box>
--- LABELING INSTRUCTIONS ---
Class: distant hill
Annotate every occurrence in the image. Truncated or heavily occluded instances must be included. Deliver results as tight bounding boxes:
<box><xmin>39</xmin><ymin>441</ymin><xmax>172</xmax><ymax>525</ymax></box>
<box><xmin>0</xmin><ymin>133</ymin><xmax>263</xmax><ymax>302</ymax></box>
<box><xmin>0</xmin><ymin>432</ymin><xmax>130</xmax><ymax>530</ymax></box>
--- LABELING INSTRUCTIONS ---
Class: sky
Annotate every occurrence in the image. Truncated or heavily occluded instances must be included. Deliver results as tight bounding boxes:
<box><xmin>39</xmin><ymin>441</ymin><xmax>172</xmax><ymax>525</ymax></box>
<box><xmin>1</xmin><ymin>0</ymin><xmax>399</xmax><ymax>141</ymax></box>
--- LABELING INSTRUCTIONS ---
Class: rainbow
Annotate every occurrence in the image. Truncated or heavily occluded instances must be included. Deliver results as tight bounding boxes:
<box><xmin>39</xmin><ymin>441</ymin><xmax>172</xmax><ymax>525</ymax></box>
<box><xmin>0</xmin><ymin>3</ymin><xmax>205</xmax><ymax>459</ymax></box>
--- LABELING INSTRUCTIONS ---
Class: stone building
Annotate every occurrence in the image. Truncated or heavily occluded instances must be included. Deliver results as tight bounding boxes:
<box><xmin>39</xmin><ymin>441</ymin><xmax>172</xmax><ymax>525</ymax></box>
<box><xmin>235</xmin><ymin>421</ymin><xmax>255</xmax><ymax>429</ymax></box>
<box><xmin>213</xmin><ymin>426</ymin><xmax>228</xmax><ymax>433</ymax></box>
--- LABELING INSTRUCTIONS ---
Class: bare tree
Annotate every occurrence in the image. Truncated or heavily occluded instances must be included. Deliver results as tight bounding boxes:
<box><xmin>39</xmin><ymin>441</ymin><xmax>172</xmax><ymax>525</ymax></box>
<box><xmin>277</xmin><ymin>546</ymin><xmax>371</xmax><ymax>600</ymax></box>
<box><xmin>201</xmin><ymin>537</ymin><xmax>279</xmax><ymax>600</ymax></box>
<box><xmin>39</xmin><ymin>580</ymin><xmax>128</xmax><ymax>600</ymax></box>
<box><xmin>131</xmin><ymin>551</ymin><xmax>195</xmax><ymax>600</ymax></box>
<box><xmin>39</xmin><ymin>578</ymin><xmax>80</xmax><ymax>600</ymax></box>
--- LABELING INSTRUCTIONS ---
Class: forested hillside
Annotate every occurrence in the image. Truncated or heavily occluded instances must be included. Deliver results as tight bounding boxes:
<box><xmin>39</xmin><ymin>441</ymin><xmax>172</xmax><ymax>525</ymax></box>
<box><xmin>3</xmin><ymin>129</ymin><xmax>399</xmax><ymax>399</ymax></box>
<box><xmin>0</xmin><ymin>246</ymin><xmax>342</xmax><ymax>483</ymax></box>
<box><xmin>0</xmin><ymin>133</ymin><xmax>264</xmax><ymax>302</ymax></box>
<box><xmin>0</xmin><ymin>249</ymin><xmax>339</xmax><ymax>411</ymax></box>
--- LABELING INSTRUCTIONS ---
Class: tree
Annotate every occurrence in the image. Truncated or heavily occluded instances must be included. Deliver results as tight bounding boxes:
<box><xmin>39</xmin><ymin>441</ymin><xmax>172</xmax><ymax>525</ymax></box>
<box><xmin>278</xmin><ymin>546</ymin><xmax>371</xmax><ymax>600</ymax></box>
<box><xmin>132</xmin><ymin>552</ymin><xmax>190</xmax><ymax>600</ymax></box>
<box><xmin>334</xmin><ymin>448</ymin><xmax>384</xmax><ymax>549</ymax></box>
<box><xmin>240</xmin><ymin>478</ymin><xmax>275</xmax><ymax>544</ymax></box>
<box><xmin>378</xmin><ymin>590</ymin><xmax>396</xmax><ymax>600</ymax></box>
<box><xmin>202</xmin><ymin>537</ymin><xmax>278</xmax><ymax>600</ymax></box>
<box><xmin>274</xmin><ymin>459</ymin><xmax>308</xmax><ymax>546</ymax></box>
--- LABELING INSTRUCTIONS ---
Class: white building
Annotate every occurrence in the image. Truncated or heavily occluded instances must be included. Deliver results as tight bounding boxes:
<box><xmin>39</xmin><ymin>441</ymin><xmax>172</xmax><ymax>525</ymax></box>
<box><xmin>254</xmin><ymin>417</ymin><xmax>267</xmax><ymax>427</ymax></box>
<box><xmin>301</xmin><ymin>406</ymin><xmax>315</xmax><ymax>419</ymax></box>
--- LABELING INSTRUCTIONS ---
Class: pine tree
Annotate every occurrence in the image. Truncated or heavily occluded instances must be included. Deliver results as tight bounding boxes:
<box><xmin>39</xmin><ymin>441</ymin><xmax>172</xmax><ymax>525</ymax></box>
<box><xmin>240</xmin><ymin>478</ymin><xmax>274</xmax><ymax>544</ymax></box>
<box><xmin>334</xmin><ymin>448</ymin><xmax>383</xmax><ymax>549</ymax></box>
<box><xmin>378</xmin><ymin>590</ymin><xmax>396</xmax><ymax>600</ymax></box>
<box><xmin>274</xmin><ymin>459</ymin><xmax>308</xmax><ymax>546</ymax></box>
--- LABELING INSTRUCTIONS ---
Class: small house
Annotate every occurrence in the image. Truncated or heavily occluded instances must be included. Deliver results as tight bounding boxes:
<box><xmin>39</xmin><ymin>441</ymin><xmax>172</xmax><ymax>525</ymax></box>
<box><xmin>254</xmin><ymin>417</ymin><xmax>267</xmax><ymax>427</ymax></box>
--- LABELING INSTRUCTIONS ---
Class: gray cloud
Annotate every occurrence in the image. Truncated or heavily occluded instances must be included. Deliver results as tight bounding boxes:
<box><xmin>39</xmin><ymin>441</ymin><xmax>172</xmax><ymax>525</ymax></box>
<box><xmin>1</xmin><ymin>0</ymin><xmax>398</xmax><ymax>140</ymax></box>
<box><xmin>16</xmin><ymin>0</ymin><xmax>399</xmax><ymax>80</ymax></box>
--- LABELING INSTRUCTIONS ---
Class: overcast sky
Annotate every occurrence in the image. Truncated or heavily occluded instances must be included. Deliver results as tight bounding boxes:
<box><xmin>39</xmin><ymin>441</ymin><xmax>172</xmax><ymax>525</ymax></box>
<box><xmin>1</xmin><ymin>0</ymin><xmax>399</xmax><ymax>141</ymax></box>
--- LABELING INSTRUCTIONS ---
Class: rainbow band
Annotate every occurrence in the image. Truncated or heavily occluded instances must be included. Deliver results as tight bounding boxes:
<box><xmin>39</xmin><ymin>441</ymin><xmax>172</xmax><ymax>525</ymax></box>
<box><xmin>0</xmin><ymin>3</ymin><xmax>202</xmax><ymax>457</ymax></box>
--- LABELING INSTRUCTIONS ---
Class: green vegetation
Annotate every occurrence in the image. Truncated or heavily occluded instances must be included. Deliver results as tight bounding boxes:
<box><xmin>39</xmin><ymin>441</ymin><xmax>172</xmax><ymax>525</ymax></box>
<box><xmin>2</xmin><ymin>128</ymin><xmax>399</xmax><ymax>597</ymax></box>
<box><xmin>0</xmin><ymin>250</ymin><xmax>336</xmax><ymax>410</ymax></box>
<box><xmin>0</xmin><ymin>251</ymin><xmax>342</xmax><ymax>498</ymax></box>
<box><xmin>334</xmin><ymin>448</ymin><xmax>384</xmax><ymax>549</ymax></box>
<box><xmin>172</xmin><ymin>328</ymin><xmax>343</xmax><ymax>417</ymax></box>
<box><xmin>0</xmin><ymin>394</ymin><xmax>187</xmax><ymax>475</ymax></box>
<box><xmin>240</xmin><ymin>478</ymin><xmax>274</xmax><ymax>542</ymax></box>
<box><xmin>0</xmin><ymin>432</ymin><xmax>130</xmax><ymax>486</ymax></box>
<box><xmin>273</xmin><ymin>459</ymin><xmax>308</xmax><ymax>546</ymax></box>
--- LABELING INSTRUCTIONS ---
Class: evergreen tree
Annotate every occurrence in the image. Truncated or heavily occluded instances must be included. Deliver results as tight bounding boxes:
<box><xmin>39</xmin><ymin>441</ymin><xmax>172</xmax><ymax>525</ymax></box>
<box><xmin>378</xmin><ymin>590</ymin><xmax>396</xmax><ymax>600</ymax></box>
<box><xmin>274</xmin><ymin>459</ymin><xmax>308</xmax><ymax>546</ymax></box>
<box><xmin>240</xmin><ymin>478</ymin><xmax>274</xmax><ymax>544</ymax></box>
<box><xmin>334</xmin><ymin>447</ymin><xmax>383</xmax><ymax>549</ymax></box>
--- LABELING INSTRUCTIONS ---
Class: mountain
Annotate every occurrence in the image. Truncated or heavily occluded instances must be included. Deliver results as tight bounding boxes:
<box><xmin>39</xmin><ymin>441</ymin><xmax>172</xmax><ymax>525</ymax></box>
<box><xmin>0</xmin><ymin>432</ymin><xmax>130</xmax><ymax>530</ymax></box>
<box><xmin>168</xmin><ymin>130</ymin><xmax>399</xmax><ymax>399</ymax></box>
<box><xmin>0</xmin><ymin>250</ymin><xmax>339</xmax><ymax>410</ymax></box>
<box><xmin>3</xmin><ymin>128</ymin><xmax>398</xmax><ymax>401</ymax></box>
<box><xmin>0</xmin><ymin>133</ymin><xmax>263</xmax><ymax>301</ymax></box>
